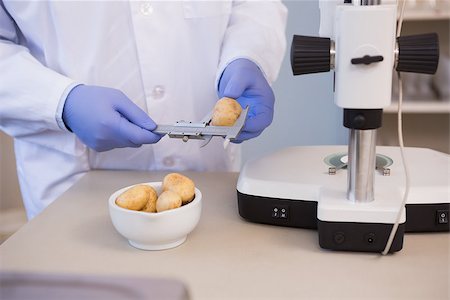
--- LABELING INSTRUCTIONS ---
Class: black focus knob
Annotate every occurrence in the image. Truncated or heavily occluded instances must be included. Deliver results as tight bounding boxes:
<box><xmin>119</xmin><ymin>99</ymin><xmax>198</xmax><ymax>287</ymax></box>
<box><xmin>396</xmin><ymin>33</ymin><xmax>439</xmax><ymax>74</ymax></box>
<box><xmin>291</xmin><ymin>35</ymin><xmax>332</xmax><ymax>75</ymax></box>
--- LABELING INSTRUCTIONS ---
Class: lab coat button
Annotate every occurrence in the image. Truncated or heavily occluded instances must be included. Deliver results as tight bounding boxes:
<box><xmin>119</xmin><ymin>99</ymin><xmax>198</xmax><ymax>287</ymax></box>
<box><xmin>152</xmin><ymin>85</ymin><xmax>165</xmax><ymax>99</ymax></box>
<box><xmin>163</xmin><ymin>157</ymin><xmax>175</xmax><ymax>167</ymax></box>
<box><xmin>140</xmin><ymin>2</ymin><xmax>153</xmax><ymax>15</ymax></box>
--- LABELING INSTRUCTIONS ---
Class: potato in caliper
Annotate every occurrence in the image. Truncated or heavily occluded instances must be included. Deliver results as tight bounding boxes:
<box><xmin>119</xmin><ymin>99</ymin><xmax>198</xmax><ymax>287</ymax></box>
<box><xmin>153</xmin><ymin>98</ymin><xmax>249</xmax><ymax>148</ymax></box>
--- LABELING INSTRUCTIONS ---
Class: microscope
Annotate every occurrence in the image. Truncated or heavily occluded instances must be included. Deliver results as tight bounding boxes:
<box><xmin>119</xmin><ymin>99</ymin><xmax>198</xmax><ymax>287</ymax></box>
<box><xmin>236</xmin><ymin>0</ymin><xmax>448</xmax><ymax>253</ymax></box>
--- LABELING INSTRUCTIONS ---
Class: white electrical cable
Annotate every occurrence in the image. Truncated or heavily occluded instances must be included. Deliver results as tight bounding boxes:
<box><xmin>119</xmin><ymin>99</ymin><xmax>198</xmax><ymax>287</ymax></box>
<box><xmin>382</xmin><ymin>0</ymin><xmax>410</xmax><ymax>255</ymax></box>
<box><xmin>396</xmin><ymin>0</ymin><xmax>406</xmax><ymax>37</ymax></box>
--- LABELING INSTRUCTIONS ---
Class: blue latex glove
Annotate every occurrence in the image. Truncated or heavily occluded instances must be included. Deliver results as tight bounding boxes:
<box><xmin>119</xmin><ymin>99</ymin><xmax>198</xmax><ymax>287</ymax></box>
<box><xmin>218</xmin><ymin>58</ymin><xmax>275</xmax><ymax>143</ymax></box>
<box><xmin>63</xmin><ymin>85</ymin><xmax>162</xmax><ymax>152</ymax></box>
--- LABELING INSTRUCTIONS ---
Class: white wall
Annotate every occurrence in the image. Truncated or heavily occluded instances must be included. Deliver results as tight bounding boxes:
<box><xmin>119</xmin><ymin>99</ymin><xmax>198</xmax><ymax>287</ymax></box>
<box><xmin>242</xmin><ymin>0</ymin><xmax>347</xmax><ymax>164</ymax></box>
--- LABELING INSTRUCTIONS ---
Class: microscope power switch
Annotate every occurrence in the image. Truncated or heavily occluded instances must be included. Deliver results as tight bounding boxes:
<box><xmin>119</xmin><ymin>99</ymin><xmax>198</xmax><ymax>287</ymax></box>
<box><xmin>272</xmin><ymin>206</ymin><xmax>289</xmax><ymax>219</ymax></box>
<box><xmin>437</xmin><ymin>210</ymin><xmax>449</xmax><ymax>224</ymax></box>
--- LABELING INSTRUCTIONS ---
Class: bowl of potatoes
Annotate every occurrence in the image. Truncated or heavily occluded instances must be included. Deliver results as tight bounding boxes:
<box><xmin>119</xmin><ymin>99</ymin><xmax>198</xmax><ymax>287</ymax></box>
<box><xmin>109</xmin><ymin>173</ymin><xmax>201</xmax><ymax>250</ymax></box>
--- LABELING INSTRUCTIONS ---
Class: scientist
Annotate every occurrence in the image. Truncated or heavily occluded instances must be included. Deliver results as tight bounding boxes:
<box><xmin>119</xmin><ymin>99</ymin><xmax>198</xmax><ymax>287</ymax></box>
<box><xmin>0</xmin><ymin>1</ymin><xmax>287</xmax><ymax>219</ymax></box>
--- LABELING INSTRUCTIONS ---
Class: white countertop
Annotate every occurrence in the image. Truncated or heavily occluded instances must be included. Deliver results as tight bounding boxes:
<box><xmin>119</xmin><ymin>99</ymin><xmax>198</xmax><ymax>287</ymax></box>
<box><xmin>0</xmin><ymin>171</ymin><xmax>449</xmax><ymax>300</ymax></box>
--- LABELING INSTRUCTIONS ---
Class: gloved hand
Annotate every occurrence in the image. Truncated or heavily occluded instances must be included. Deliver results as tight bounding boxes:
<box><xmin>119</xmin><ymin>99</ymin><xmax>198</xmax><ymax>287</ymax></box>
<box><xmin>63</xmin><ymin>85</ymin><xmax>162</xmax><ymax>152</ymax></box>
<box><xmin>218</xmin><ymin>58</ymin><xmax>275</xmax><ymax>143</ymax></box>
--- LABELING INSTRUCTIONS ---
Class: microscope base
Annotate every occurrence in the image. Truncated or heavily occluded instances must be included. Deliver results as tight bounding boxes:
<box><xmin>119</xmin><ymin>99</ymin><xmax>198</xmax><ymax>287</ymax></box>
<box><xmin>236</xmin><ymin>146</ymin><xmax>449</xmax><ymax>253</ymax></box>
<box><xmin>318</xmin><ymin>220</ymin><xmax>405</xmax><ymax>253</ymax></box>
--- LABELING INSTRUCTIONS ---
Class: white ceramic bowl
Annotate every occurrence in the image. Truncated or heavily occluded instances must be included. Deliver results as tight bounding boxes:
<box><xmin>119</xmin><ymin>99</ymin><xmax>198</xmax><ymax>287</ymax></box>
<box><xmin>109</xmin><ymin>182</ymin><xmax>202</xmax><ymax>250</ymax></box>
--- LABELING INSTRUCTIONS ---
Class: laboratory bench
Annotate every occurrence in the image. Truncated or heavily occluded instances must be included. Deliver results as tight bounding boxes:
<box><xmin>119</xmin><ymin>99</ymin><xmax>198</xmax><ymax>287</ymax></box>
<box><xmin>0</xmin><ymin>171</ymin><xmax>448</xmax><ymax>300</ymax></box>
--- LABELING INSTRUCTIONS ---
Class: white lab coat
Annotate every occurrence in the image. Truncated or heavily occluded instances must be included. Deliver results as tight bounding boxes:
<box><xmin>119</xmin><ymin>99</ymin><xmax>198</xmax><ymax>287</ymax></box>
<box><xmin>0</xmin><ymin>1</ymin><xmax>287</xmax><ymax>219</ymax></box>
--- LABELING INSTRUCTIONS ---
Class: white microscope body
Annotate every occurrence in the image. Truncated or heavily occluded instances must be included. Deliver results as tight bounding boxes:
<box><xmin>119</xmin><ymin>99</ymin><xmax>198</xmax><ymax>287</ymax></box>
<box><xmin>236</xmin><ymin>0</ymin><xmax>447</xmax><ymax>253</ymax></box>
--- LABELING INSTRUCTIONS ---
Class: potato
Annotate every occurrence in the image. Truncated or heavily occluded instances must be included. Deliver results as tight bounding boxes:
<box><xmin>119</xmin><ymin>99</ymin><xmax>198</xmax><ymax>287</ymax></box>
<box><xmin>211</xmin><ymin>97</ymin><xmax>242</xmax><ymax>126</ymax></box>
<box><xmin>156</xmin><ymin>190</ymin><xmax>182</xmax><ymax>212</ymax></box>
<box><xmin>141</xmin><ymin>186</ymin><xmax>158</xmax><ymax>213</ymax></box>
<box><xmin>115</xmin><ymin>185</ymin><xmax>155</xmax><ymax>211</ymax></box>
<box><xmin>162</xmin><ymin>173</ymin><xmax>195</xmax><ymax>205</ymax></box>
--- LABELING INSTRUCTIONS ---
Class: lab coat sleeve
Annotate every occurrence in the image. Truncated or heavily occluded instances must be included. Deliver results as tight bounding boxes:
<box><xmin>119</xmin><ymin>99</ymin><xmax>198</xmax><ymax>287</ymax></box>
<box><xmin>217</xmin><ymin>0</ymin><xmax>288</xmax><ymax>86</ymax></box>
<box><xmin>0</xmin><ymin>3</ymin><xmax>77</xmax><ymax>141</ymax></box>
